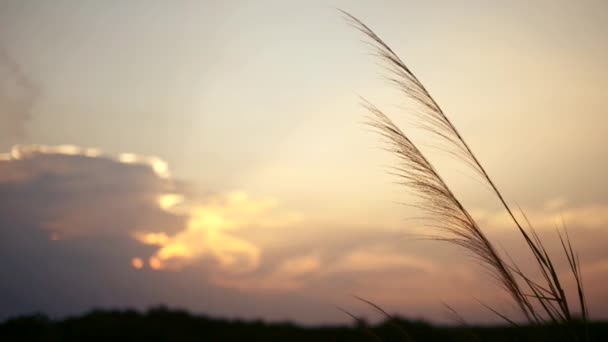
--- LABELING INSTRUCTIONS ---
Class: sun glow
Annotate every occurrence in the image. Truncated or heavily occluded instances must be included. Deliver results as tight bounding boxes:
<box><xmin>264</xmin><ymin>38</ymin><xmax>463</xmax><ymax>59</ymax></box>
<box><xmin>158</xmin><ymin>194</ymin><xmax>183</xmax><ymax>210</ymax></box>
<box><xmin>131</xmin><ymin>257</ymin><xmax>144</xmax><ymax>269</ymax></box>
<box><xmin>118</xmin><ymin>153</ymin><xmax>170</xmax><ymax>178</ymax></box>
<box><xmin>149</xmin><ymin>257</ymin><xmax>163</xmax><ymax>270</ymax></box>
<box><xmin>135</xmin><ymin>192</ymin><xmax>300</xmax><ymax>273</ymax></box>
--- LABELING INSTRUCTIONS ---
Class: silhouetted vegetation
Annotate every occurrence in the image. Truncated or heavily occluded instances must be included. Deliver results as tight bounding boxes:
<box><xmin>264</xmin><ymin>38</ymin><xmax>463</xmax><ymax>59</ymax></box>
<box><xmin>343</xmin><ymin>10</ymin><xmax>590</xmax><ymax>338</ymax></box>
<box><xmin>1</xmin><ymin>308</ymin><xmax>607</xmax><ymax>342</ymax></box>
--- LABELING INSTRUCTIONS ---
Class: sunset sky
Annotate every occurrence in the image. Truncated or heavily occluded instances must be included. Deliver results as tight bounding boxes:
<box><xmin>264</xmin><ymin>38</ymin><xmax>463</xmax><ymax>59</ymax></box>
<box><xmin>1</xmin><ymin>0</ymin><xmax>607</xmax><ymax>325</ymax></box>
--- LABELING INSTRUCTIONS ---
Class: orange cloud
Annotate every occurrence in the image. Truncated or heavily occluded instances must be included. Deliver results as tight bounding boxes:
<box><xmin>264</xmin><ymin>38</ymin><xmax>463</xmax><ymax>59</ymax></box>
<box><xmin>131</xmin><ymin>257</ymin><xmax>144</xmax><ymax>269</ymax></box>
<box><xmin>134</xmin><ymin>191</ymin><xmax>301</xmax><ymax>274</ymax></box>
<box><xmin>0</xmin><ymin>144</ymin><xmax>306</xmax><ymax>277</ymax></box>
<box><xmin>210</xmin><ymin>254</ymin><xmax>322</xmax><ymax>292</ymax></box>
<box><xmin>328</xmin><ymin>249</ymin><xmax>436</xmax><ymax>274</ymax></box>
<box><xmin>209</xmin><ymin>247</ymin><xmax>438</xmax><ymax>294</ymax></box>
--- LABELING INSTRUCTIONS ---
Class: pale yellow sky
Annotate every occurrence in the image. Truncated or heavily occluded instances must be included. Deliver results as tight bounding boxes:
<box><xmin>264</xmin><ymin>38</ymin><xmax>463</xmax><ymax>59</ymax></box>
<box><xmin>0</xmin><ymin>0</ymin><xmax>607</xmax><ymax>324</ymax></box>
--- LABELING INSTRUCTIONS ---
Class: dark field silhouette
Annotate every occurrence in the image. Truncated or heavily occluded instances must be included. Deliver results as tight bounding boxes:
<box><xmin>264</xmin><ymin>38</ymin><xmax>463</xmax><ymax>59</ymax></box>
<box><xmin>1</xmin><ymin>307</ymin><xmax>607</xmax><ymax>342</ymax></box>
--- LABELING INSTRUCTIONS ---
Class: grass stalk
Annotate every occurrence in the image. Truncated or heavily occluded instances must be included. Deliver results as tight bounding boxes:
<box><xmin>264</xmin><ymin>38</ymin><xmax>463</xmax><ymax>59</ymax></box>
<box><xmin>342</xmin><ymin>10</ymin><xmax>589</xmax><ymax>337</ymax></box>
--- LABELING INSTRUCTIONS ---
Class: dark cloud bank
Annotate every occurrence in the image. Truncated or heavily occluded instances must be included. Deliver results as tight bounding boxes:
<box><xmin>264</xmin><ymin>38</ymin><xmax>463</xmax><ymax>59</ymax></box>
<box><xmin>0</xmin><ymin>146</ymin><xmax>420</xmax><ymax>324</ymax></box>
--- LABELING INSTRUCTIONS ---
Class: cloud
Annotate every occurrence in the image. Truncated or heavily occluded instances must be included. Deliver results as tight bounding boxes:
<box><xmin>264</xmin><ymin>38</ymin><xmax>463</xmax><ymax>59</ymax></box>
<box><xmin>0</xmin><ymin>144</ymin><xmax>288</xmax><ymax>276</ymax></box>
<box><xmin>328</xmin><ymin>248</ymin><xmax>436</xmax><ymax>274</ymax></box>
<box><xmin>0</xmin><ymin>145</ymin><xmax>183</xmax><ymax>319</ymax></box>
<box><xmin>0</xmin><ymin>144</ymin><xmax>277</xmax><ymax>320</ymax></box>
<box><xmin>211</xmin><ymin>254</ymin><xmax>322</xmax><ymax>292</ymax></box>
<box><xmin>134</xmin><ymin>191</ymin><xmax>302</xmax><ymax>273</ymax></box>
<box><xmin>0</xmin><ymin>48</ymin><xmax>38</xmax><ymax>139</ymax></box>
<box><xmin>0</xmin><ymin>144</ymin><xmax>181</xmax><ymax>240</ymax></box>
<box><xmin>0</xmin><ymin>144</ymin><xmax>310</xmax><ymax>286</ymax></box>
<box><xmin>470</xmin><ymin>197</ymin><xmax>608</xmax><ymax>231</ymax></box>
<box><xmin>207</xmin><ymin>240</ymin><xmax>439</xmax><ymax>294</ymax></box>
<box><xmin>1</xmin><ymin>144</ymin><xmax>608</xmax><ymax>324</ymax></box>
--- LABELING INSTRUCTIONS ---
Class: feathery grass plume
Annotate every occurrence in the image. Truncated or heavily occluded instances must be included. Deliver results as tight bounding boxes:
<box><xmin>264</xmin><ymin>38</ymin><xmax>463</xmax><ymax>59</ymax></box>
<box><xmin>341</xmin><ymin>10</ymin><xmax>588</xmax><ymax>332</ymax></box>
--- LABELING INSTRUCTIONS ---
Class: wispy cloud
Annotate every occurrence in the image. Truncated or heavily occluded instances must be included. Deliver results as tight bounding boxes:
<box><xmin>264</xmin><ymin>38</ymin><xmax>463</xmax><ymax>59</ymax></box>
<box><xmin>0</xmin><ymin>47</ymin><xmax>38</xmax><ymax>140</ymax></box>
<box><xmin>471</xmin><ymin>197</ymin><xmax>608</xmax><ymax>231</ymax></box>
